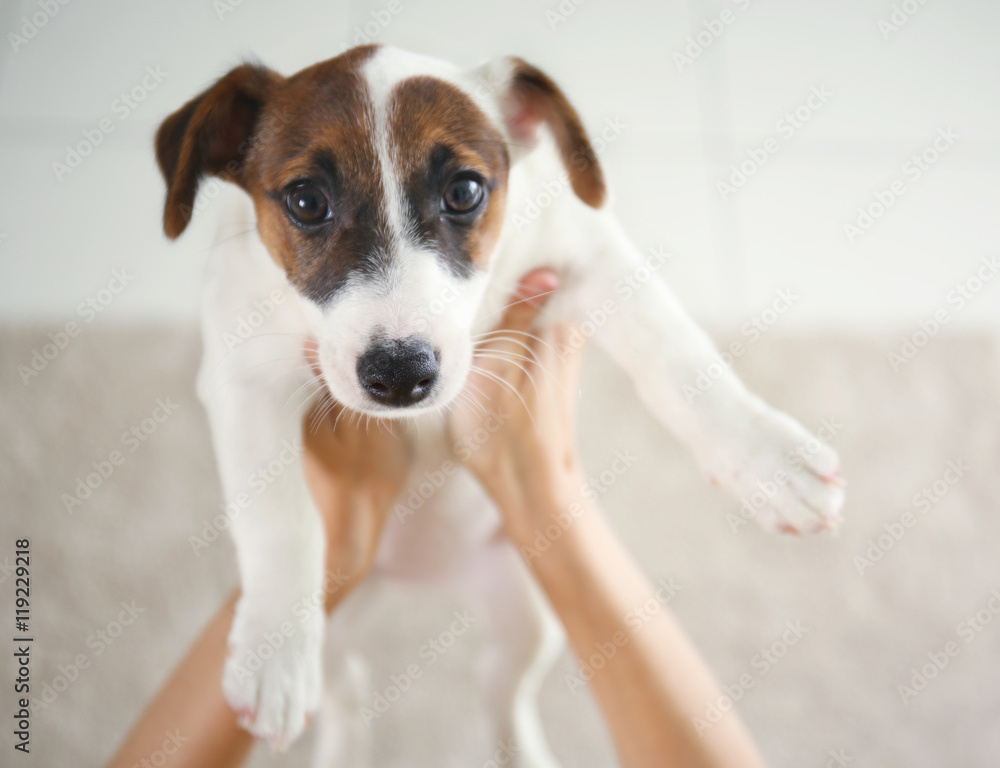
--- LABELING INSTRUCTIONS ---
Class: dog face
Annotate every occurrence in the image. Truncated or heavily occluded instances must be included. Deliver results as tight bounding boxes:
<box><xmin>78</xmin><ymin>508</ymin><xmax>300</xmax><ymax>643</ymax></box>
<box><xmin>156</xmin><ymin>45</ymin><xmax>604</xmax><ymax>416</ymax></box>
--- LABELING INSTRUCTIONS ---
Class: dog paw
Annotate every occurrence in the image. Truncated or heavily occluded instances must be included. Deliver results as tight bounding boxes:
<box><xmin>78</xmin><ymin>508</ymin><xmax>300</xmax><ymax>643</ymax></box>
<box><xmin>223</xmin><ymin>607</ymin><xmax>323</xmax><ymax>749</ymax></box>
<box><xmin>695</xmin><ymin>396</ymin><xmax>845</xmax><ymax>535</ymax></box>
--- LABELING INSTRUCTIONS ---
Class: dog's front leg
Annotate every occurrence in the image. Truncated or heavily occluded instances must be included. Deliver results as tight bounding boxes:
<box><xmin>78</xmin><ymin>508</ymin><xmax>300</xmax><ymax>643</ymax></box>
<box><xmin>576</xmin><ymin>218</ymin><xmax>844</xmax><ymax>534</ymax></box>
<box><xmin>200</xmin><ymin>351</ymin><xmax>325</xmax><ymax>749</ymax></box>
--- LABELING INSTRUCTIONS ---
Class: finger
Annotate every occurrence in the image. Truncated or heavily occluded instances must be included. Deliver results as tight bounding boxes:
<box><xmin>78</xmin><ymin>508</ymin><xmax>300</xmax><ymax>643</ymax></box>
<box><xmin>304</xmin><ymin>336</ymin><xmax>322</xmax><ymax>377</ymax></box>
<box><xmin>471</xmin><ymin>269</ymin><xmax>560</xmax><ymax>387</ymax></box>
<box><xmin>534</xmin><ymin>324</ymin><xmax>585</xmax><ymax>433</ymax></box>
<box><xmin>482</xmin><ymin>269</ymin><xmax>560</xmax><ymax>359</ymax></box>
<box><xmin>550</xmin><ymin>324</ymin><xmax>587</xmax><ymax>378</ymax></box>
<box><xmin>525</xmin><ymin>323</ymin><xmax>585</xmax><ymax>394</ymax></box>
<box><xmin>501</xmin><ymin>268</ymin><xmax>560</xmax><ymax>325</ymax></box>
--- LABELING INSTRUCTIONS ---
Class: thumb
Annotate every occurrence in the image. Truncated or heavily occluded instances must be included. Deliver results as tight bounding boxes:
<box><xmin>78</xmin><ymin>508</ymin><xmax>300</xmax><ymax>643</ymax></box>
<box><xmin>462</xmin><ymin>268</ymin><xmax>560</xmax><ymax>397</ymax></box>
<box><xmin>304</xmin><ymin>336</ymin><xmax>321</xmax><ymax>376</ymax></box>
<box><xmin>499</xmin><ymin>268</ymin><xmax>560</xmax><ymax>332</ymax></box>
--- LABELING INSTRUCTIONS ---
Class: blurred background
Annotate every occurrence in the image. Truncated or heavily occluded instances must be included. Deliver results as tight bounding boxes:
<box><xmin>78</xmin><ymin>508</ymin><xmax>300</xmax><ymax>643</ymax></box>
<box><xmin>1</xmin><ymin>0</ymin><xmax>998</xmax><ymax>766</ymax></box>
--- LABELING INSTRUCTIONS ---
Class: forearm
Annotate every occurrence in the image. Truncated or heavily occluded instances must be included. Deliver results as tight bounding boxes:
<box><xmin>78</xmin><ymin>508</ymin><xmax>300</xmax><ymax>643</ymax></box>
<box><xmin>107</xmin><ymin>558</ymin><xmax>365</xmax><ymax>767</ymax></box>
<box><xmin>515</xmin><ymin>488</ymin><xmax>769</xmax><ymax>768</ymax></box>
<box><xmin>106</xmin><ymin>592</ymin><xmax>253</xmax><ymax>768</ymax></box>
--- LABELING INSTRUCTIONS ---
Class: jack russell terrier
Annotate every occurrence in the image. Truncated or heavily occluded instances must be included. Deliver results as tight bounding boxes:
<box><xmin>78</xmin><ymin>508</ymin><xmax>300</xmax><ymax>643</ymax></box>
<box><xmin>155</xmin><ymin>44</ymin><xmax>844</xmax><ymax>766</ymax></box>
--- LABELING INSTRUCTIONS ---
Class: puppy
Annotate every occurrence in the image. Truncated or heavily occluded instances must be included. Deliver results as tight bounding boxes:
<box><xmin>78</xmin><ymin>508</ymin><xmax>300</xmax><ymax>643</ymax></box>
<box><xmin>155</xmin><ymin>44</ymin><xmax>843</xmax><ymax>764</ymax></box>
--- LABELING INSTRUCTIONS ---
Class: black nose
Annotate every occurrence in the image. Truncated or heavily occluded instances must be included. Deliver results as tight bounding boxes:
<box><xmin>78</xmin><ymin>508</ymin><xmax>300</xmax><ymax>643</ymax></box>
<box><xmin>357</xmin><ymin>338</ymin><xmax>440</xmax><ymax>407</ymax></box>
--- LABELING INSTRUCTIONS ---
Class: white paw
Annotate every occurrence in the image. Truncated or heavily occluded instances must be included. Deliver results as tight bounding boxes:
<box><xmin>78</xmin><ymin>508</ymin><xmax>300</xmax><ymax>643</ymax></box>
<box><xmin>695</xmin><ymin>396</ymin><xmax>845</xmax><ymax>535</ymax></box>
<box><xmin>223</xmin><ymin>603</ymin><xmax>323</xmax><ymax>749</ymax></box>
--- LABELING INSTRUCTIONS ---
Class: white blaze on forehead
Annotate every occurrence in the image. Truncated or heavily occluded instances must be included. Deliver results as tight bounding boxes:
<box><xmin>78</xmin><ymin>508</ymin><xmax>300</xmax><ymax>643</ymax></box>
<box><xmin>360</xmin><ymin>45</ymin><xmax>494</xmax><ymax>120</ymax></box>
<box><xmin>351</xmin><ymin>46</ymin><xmax>501</xmax><ymax>337</ymax></box>
<box><xmin>360</xmin><ymin>51</ymin><xmax>412</xmax><ymax>263</ymax></box>
<box><xmin>327</xmin><ymin>245</ymin><xmax>487</xmax><ymax>342</ymax></box>
<box><xmin>360</xmin><ymin>48</ymin><xmax>507</xmax><ymax>261</ymax></box>
<box><xmin>309</xmin><ymin>48</ymin><xmax>509</xmax><ymax>414</ymax></box>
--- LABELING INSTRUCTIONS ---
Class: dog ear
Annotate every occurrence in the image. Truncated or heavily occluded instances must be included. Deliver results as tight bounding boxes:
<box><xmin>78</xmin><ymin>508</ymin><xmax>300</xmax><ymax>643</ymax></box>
<box><xmin>496</xmin><ymin>57</ymin><xmax>606</xmax><ymax>208</ymax></box>
<box><xmin>155</xmin><ymin>63</ymin><xmax>282</xmax><ymax>238</ymax></box>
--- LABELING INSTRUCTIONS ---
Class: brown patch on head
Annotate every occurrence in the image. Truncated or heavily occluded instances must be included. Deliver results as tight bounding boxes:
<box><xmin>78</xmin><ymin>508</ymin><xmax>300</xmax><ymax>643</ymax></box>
<box><xmin>156</xmin><ymin>46</ymin><xmax>396</xmax><ymax>303</ymax></box>
<box><xmin>155</xmin><ymin>46</ymin><xmax>509</xmax><ymax>306</ymax></box>
<box><xmin>388</xmin><ymin>76</ymin><xmax>510</xmax><ymax>275</ymax></box>
<box><xmin>246</xmin><ymin>45</ymin><xmax>393</xmax><ymax>301</ymax></box>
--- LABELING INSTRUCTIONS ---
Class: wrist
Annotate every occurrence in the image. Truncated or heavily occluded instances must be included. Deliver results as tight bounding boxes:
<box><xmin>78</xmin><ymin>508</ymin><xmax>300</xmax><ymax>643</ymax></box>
<box><xmin>510</xmin><ymin>486</ymin><xmax>610</xmax><ymax>613</ymax></box>
<box><xmin>321</xmin><ymin>491</ymin><xmax>392</xmax><ymax>614</ymax></box>
<box><xmin>498</xmin><ymin>462</ymin><xmax>591</xmax><ymax>553</ymax></box>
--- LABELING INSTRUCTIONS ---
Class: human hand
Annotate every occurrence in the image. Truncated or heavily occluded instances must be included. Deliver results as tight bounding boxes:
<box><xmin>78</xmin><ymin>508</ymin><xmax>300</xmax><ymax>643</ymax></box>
<box><xmin>447</xmin><ymin>269</ymin><xmax>589</xmax><ymax>545</ymax></box>
<box><xmin>301</xmin><ymin>340</ymin><xmax>412</xmax><ymax>609</ymax></box>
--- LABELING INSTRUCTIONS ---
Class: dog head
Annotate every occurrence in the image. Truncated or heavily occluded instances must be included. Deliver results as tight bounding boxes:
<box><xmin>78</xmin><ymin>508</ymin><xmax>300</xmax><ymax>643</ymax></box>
<box><xmin>156</xmin><ymin>45</ymin><xmax>605</xmax><ymax>416</ymax></box>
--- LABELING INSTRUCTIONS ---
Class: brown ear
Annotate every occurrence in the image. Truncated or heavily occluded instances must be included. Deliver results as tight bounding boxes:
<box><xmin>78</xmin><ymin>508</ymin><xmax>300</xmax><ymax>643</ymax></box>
<box><xmin>155</xmin><ymin>63</ymin><xmax>282</xmax><ymax>238</ymax></box>
<box><xmin>500</xmin><ymin>58</ymin><xmax>606</xmax><ymax>208</ymax></box>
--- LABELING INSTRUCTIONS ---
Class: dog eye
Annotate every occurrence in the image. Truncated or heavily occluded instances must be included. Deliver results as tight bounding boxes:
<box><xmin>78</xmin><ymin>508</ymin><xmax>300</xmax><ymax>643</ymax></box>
<box><xmin>442</xmin><ymin>177</ymin><xmax>484</xmax><ymax>214</ymax></box>
<box><xmin>285</xmin><ymin>183</ymin><xmax>331</xmax><ymax>225</ymax></box>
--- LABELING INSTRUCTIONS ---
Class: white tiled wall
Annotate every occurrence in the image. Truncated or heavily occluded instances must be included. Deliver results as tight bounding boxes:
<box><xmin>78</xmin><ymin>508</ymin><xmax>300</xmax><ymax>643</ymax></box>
<box><xmin>1</xmin><ymin>0</ymin><xmax>998</xmax><ymax>329</ymax></box>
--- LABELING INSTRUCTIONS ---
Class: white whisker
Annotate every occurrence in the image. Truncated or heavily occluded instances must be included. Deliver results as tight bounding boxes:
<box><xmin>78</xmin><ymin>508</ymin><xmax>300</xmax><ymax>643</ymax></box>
<box><xmin>469</xmin><ymin>364</ymin><xmax>537</xmax><ymax>432</ymax></box>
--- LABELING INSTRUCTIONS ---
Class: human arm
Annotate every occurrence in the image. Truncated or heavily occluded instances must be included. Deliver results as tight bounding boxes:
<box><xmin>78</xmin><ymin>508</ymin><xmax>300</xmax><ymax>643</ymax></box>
<box><xmin>105</xmin><ymin>388</ymin><xmax>409</xmax><ymax>768</ymax></box>
<box><xmin>449</xmin><ymin>269</ymin><xmax>770</xmax><ymax>768</ymax></box>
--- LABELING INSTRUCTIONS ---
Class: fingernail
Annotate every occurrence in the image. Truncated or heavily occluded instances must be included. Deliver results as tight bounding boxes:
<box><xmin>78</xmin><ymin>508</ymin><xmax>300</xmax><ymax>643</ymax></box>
<box><xmin>517</xmin><ymin>269</ymin><xmax>560</xmax><ymax>308</ymax></box>
<box><xmin>777</xmin><ymin>522</ymin><xmax>802</xmax><ymax>536</ymax></box>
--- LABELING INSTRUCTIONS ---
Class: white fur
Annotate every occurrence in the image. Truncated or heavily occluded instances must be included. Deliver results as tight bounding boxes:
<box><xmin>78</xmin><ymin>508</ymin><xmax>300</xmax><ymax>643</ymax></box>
<box><xmin>196</xmin><ymin>46</ymin><xmax>844</xmax><ymax>763</ymax></box>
